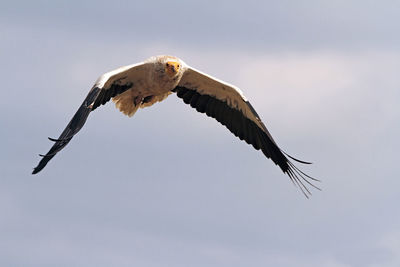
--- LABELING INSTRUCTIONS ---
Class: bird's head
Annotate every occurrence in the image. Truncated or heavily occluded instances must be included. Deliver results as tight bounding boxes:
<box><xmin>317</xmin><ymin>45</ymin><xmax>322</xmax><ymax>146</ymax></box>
<box><xmin>164</xmin><ymin>60</ymin><xmax>181</xmax><ymax>78</ymax></box>
<box><xmin>151</xmin><ymin>55</ymin><xmax>184</xmax><ymax>81</ymax></box>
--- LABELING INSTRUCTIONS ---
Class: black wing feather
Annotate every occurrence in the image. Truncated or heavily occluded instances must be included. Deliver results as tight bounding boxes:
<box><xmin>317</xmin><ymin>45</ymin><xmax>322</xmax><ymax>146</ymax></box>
<box><xmin>173</xmin><ymin>86</ymin><xmax>320</xmax><ymax>197</ymax></box>
<box><xmin>32</xmin><ymin>82</ymin><xmax>132</xmax><ymax>174</ymax></box>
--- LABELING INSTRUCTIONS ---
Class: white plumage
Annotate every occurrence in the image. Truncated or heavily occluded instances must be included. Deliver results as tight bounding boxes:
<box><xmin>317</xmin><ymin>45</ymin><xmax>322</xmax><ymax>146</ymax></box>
<box><xmin>33</xmin><ymin>55</ymin><xmax>319</xmax><ymax>197</ymax></box>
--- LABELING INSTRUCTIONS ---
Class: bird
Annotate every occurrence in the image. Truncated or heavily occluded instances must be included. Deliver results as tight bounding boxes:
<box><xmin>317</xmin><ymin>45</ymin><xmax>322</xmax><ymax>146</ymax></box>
<box><xmin>32</xmin><ymin>55</ymin><xmax>320</xmax><ymax>197</ymax></box>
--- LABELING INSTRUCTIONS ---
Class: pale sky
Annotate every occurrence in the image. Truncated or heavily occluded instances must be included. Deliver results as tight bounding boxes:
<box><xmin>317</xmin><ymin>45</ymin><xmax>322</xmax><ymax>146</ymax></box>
<box><xmin>1</xmin><ymin>1</ymin><xmax>400</xmax><ymax>266</ymax></box>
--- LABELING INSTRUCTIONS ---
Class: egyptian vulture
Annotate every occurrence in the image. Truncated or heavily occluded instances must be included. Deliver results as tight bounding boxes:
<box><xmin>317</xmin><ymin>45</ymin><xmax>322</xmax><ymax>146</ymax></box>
<box><xmin>32</xmin><ymin>55</ymin><xmax>319</xmax><ymax>196</ymax></box>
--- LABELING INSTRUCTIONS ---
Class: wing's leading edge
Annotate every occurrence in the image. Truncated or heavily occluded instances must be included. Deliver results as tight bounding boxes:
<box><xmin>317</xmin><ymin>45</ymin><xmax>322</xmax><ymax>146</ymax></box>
<box><xmin>32</xmin><ymin>62</ymin><xmax>149</xmax><ymax>174</ymax></box>
<box><xmin>175</xmin><ymin>67</ymin><xmax>320</xmax><ymax>197</ymax></box>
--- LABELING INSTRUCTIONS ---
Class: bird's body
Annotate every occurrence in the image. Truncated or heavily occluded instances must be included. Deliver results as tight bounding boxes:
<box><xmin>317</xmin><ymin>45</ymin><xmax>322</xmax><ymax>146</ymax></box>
<box><xmin>95</xmin><ymin>55</ymin><xmax>183</xmax><ymax>116</ymax></box>
<box><xmin>33</xmin><ymin>55</ymin><xmax>319</xmax><ymax>197</ymax></box>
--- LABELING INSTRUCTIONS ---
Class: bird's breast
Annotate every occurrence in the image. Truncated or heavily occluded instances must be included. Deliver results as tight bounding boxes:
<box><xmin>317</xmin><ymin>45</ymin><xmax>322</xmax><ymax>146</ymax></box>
<box><xmin>145</xmin><ymin>70</ymin><xmax>181</xmax><ymax>95</ymax></box>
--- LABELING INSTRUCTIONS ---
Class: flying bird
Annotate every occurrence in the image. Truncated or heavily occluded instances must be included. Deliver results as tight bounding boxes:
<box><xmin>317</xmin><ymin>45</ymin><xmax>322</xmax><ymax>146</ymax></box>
<box><xmin>32</xmin><ymin>55</ymin><xmax>320</xmax><ymax>196</ymax></box>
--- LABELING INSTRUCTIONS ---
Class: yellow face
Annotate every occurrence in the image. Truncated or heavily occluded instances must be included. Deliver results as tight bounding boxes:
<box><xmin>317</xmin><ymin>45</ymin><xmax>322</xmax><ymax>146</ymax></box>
<box><xmin>165</xmin><ymin>61</ymin><xmax>181</xmax><ymax>77</ymax></box>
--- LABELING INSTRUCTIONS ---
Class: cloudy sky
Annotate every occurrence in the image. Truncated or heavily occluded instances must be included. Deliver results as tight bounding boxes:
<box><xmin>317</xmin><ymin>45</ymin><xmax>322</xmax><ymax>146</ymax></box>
<box><xmin>1</xmin><ymin>1</ymin><xmax>400</xmax><ymax>266</ymax></box>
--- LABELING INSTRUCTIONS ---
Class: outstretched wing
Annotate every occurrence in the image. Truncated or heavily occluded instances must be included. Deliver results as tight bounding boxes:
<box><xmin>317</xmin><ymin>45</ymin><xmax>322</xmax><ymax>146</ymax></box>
<box><xmin>174</xmin><ymin>66</ymin><xmax>319</xmax><ymax>197</ymax></box>
<box><xmin>32</xmin><ymin>62</ymin><xmax>150</xmax><ymax>174</ymax></box>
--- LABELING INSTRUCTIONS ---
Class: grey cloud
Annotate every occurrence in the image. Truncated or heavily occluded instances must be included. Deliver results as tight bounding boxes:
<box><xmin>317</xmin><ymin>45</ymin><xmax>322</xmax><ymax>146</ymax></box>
<box><xmin>2</xmin><ymin>1</ymin><xmax>400</xmax><ymax>50</ymax></box>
